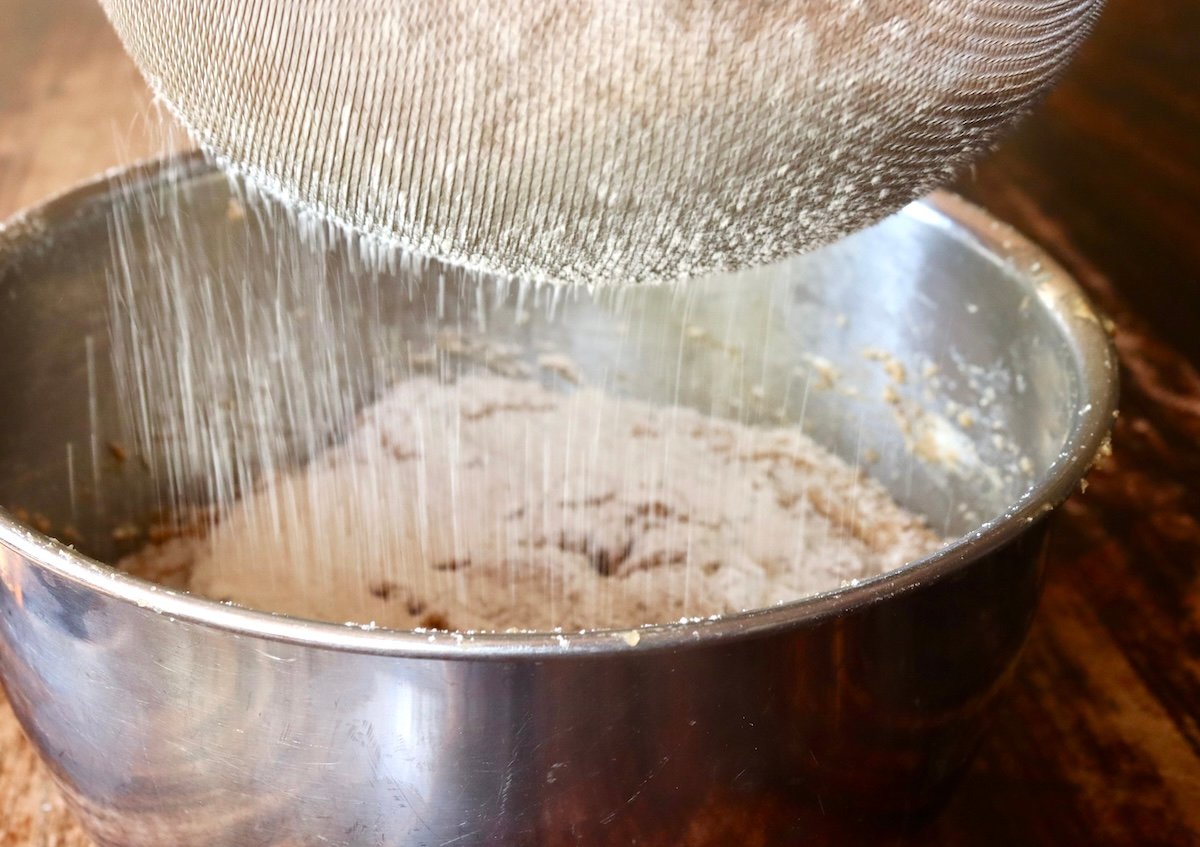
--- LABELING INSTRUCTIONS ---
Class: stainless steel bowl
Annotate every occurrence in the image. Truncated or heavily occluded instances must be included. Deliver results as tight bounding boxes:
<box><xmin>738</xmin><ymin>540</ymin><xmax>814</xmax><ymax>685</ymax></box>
<box><xmin>0</xmin><ymin>156</ymin><xmax>1117</xmax><ymax>845</ymax></box>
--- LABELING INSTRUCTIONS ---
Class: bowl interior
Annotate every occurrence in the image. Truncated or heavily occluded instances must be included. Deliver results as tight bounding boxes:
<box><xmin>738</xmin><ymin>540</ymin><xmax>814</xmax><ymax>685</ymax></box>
<box><xmin>0</xmin><ymin>158</ymin><xmax>1107</xmax><ymax>597</ymax></box>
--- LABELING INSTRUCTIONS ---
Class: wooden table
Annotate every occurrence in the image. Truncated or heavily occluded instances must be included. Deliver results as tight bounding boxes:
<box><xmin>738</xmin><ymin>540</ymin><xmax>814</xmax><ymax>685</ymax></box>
<box><xmin>1</xmin><ymin>1</ymin><xmax>1198</xmax><ymax>844</ymax></box>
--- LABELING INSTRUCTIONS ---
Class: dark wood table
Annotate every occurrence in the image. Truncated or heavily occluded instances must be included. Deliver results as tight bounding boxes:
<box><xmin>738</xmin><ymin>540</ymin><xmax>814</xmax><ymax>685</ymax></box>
<box><xmin>1</xmin><ymin>0</ymin><xmax>1198</xmax><ymax>844</ymax></box>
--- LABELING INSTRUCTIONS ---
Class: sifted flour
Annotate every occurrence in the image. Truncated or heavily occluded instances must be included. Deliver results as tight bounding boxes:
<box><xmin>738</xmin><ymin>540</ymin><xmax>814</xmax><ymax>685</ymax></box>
<box><xmin>120</xmin><ymin>376</ymin><xmax>944</xmax><ymax>632</ymax></box>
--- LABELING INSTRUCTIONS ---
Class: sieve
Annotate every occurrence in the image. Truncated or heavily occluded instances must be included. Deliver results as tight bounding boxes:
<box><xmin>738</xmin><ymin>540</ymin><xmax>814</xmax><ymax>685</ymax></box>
<box><xmin>0</xmin><ymin>156</ymin><xmax>1116</xmax><ymax>845</ymax></box>
<box><xmin>99</xmin><ymin>0</ymin><xmax>1102</xmax><ymax>284</ymax></box>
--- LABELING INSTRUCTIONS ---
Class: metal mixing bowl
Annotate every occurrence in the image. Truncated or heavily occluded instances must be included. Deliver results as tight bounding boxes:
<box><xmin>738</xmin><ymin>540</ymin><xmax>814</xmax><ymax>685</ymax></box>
<box><xmin>0</xmin><ymin>156</ymin><xmax>1116</xmax><ymax>845</ymax></box>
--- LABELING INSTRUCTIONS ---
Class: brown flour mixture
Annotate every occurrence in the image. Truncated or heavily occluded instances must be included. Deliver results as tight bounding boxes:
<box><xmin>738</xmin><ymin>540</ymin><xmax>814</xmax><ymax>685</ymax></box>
<box><xmin>120</xmin><ymin>376</ymin><xmax>944</xmax><ymax>631</ymax></box>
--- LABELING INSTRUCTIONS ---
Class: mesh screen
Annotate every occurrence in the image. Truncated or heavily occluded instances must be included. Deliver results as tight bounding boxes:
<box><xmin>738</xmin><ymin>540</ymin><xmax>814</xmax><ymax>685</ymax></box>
<box><xmin>100</xmin><ymin>0</ymin><xmax>1101</xmax><ymax>284</ymax></box>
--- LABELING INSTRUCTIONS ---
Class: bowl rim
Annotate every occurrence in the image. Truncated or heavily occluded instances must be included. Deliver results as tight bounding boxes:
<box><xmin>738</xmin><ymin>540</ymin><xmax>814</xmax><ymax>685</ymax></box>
<box><xmin>0</xmin><ymin>153</ymin><xmax>1119</xmax><ymax>658</ymax></box>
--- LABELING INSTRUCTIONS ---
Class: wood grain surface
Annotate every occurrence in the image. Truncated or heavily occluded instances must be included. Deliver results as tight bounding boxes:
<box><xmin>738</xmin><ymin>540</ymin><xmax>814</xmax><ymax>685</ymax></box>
<box><xmin>1</xmin><ymin>0</ymin><xmax>1198</xmax><ymax>844</ymax></box>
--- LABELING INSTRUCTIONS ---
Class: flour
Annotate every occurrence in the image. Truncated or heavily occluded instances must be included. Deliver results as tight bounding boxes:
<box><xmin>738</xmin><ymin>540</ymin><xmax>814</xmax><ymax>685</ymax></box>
<box><xmin>119</xmin><ymin>376</ymin><xmax>944</xmax><ymax>632</ymax></box>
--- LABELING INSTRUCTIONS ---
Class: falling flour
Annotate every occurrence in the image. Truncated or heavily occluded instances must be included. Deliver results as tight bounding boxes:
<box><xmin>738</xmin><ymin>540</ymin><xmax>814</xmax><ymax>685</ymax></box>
<box><xmin>120</xmin><ymin>376</ymin><xmax>944</xmax><ymax>632</ymax></box>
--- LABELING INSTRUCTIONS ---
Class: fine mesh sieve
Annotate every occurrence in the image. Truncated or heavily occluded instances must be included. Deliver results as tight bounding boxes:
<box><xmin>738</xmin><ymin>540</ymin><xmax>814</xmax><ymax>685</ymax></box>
<box><xmin>98</xmin><ymin>0</ymin><xmax>1101</xmax><ymax>285</ymax></box>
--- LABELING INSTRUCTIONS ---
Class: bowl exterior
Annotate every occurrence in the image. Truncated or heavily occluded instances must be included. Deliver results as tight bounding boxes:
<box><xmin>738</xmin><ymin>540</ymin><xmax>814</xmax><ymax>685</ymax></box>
<box><xmin>2</xmin><ymin>522</ymin><xmax>1046</xmax><ymax>845</ymax></box>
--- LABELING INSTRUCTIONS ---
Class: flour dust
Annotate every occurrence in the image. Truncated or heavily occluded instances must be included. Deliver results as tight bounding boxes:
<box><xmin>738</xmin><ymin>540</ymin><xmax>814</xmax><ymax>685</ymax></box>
<box><xmin>103</xmin><ymin>159</ymin><xmax>944</xmax><ymax>633</ymax></box>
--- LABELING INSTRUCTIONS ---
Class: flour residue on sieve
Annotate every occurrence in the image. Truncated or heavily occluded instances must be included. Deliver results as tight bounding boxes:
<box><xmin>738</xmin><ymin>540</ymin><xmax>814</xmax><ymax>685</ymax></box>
<box><xmin>101</xmin><ymin>0</ymin><xmax>1102</xmax><ymax>284</ymax></box>
<box><xmin>119</xmin><ymin>376</ymin><xmax>944</xmax><ymax>632</ymax></box>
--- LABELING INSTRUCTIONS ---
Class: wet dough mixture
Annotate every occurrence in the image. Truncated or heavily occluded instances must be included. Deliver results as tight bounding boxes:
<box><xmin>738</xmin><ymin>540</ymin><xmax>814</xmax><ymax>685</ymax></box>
<box><xmin>122</xmin><ymin>376</ymin><xmax>944</xmax><ymax>631</ymax></box>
